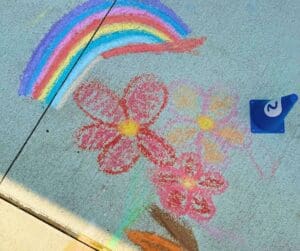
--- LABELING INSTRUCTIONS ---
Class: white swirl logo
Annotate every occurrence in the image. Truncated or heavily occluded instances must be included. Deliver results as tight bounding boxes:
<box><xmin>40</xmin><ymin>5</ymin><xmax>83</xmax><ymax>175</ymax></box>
<box><xmin>264</xmin><ymin>99</ymin><xmax>282</xmax><ymax>117</ymax></box>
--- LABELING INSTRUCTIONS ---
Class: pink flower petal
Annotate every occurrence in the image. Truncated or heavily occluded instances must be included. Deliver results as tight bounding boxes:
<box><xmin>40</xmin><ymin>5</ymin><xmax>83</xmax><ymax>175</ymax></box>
<box><xmin>152</xmin><ymin>167</ymin><xmax>180</xmax><ymax>190</ymax></box>
<box><xmin>121</xmin><ymin>74</ymin><xmax>168</xmax><ymax>126</ymax></box>
<box><xmin>137</xmin><ymin>128</ymin><xmax>176</xmax><ymax>168</ymax></box>
<box><xmin>73</xmin><ymin>82</ymin><xmax>125</xmax><ymax>124</ymax></box>
<box><xmin>176</xmin><ymin>152</ymin><xmax>203</xmax><ymax>177</ymax></box>
<box><xmin>98</xmin><ymin>136</ymin><xmax>140</xmax><ymax>175</ymax></box>
<box><xmin>187</xmin><ymin>191</ymin><xmax>216</xmax><ymax>222</ymax></box>
<box><xmin>74</xmin><ymin>124</ymin><xmax>119</xmax><ymax>151</ymax></box>
<box><xmin>198</xmin><ymin>171</ymin><xmax>228</xmax><ymax>195</ymax></box>
<box><xmin>158</xmin><ymin>186</ymin><xmax>188</xmax><ymax>216</ymax></box>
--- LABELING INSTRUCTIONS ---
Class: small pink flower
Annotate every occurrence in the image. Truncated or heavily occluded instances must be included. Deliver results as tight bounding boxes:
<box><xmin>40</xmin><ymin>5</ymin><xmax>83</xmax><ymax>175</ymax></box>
<box><xmin>166</xmin><ymin>84</ymin><xmax>250</xmax><ymax>168</ymax></box>
<box><xmin>73</xmin><ymin>74</ymin><xmax>176</xmax><ymax>175</ymax></box>
<box><xmin>152</xmin><ymin>152</ymin><xmax>228</xmax><ymax>222</ymax></box>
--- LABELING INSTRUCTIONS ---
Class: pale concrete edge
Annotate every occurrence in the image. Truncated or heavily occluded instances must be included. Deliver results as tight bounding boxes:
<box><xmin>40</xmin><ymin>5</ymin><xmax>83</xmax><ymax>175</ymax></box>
<box><xmin>0</xmin><ymin>179</ymin><xmax>137</xmax><ymax>251</ymax></box>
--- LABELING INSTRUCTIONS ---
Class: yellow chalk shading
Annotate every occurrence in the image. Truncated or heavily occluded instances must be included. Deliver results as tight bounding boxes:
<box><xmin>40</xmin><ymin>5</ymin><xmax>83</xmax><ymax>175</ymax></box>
<box><xmin>118</xmin><ymin>119</ymin><xmax>140</xmax><ymax>137</ymax></box>
<box><xmin>197</xmin><ymin>116</ymin><xmax>215</xmax><ymax>131</ymax></box>
<box><xmin>180</xmin><ymin>177</ymin><xmax>197</xmax><ymax>190</ymax></box>
<box><xmin>95</xmin><ymin>22</ymin><xmax>172</xmax><ymax>42</ymax></box>
<box><xmin>39</xmin><ymin>22</ymin><xmax>172</xmax><ymax>101</ymax></box>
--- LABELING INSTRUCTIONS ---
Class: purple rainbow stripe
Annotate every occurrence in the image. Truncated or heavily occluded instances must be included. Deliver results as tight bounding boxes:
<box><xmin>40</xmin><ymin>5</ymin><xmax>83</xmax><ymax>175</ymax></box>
<box><xmin>19</xmin><ymin>0</ymin><xmax>109</xmax><ymax>95</ymax></box>
<box><xmin>19</xmin><ymin>0</ymin><xmax>194</xmax><ymax>105</ymax></box>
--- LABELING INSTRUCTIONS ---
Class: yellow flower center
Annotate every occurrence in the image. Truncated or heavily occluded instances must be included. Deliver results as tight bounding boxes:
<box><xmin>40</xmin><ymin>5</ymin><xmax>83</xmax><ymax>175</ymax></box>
<box><xmin>117</xmin><ymin>119</ymin><xmax>140</xmax><ymax>137</ymax></box>
<box><xmin>197</xmin><ymin>116</ymin><xmax>215</xmax><ymax>131</ymax></box>
<box><xmin>181</xmin><ymin>177</ymin><xmax>197</xmax><ymax>190</ymax></box>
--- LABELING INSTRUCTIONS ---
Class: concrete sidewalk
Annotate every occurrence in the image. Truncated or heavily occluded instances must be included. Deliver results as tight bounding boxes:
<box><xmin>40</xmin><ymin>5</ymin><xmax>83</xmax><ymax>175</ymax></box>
<box><xmin>0</xmin><ymin>197</ymin><xmax>93</xmax><ymax>251</ymax></box>
<box><xmin>1</xmin><ymin>0</ymin><xmax>299</xmax><ymax>250</ymax></box>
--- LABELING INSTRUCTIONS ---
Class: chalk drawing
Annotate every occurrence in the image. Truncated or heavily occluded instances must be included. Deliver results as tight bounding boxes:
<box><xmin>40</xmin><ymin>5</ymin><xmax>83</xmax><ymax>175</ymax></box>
<box><xmin>126</xmin><ymin>205</ymin><xmax>200</xmax><ymax>251</ymax></box>
<box><xmin>152</xmin><ymin>152</ymin><xmax>228</xmax><ymax>223</ymax></box>
<box><xmin>126</xmin><ymin>230</ymin><xmax>182</xmax><ymax>251</ymax></box>
<box><xmin>247</xmin><ymin>143</ymin><xmax>283</xmax><ymax>179</ymax></box>
<box><xmin>165</xmin><ymin>83</ymin><xmax>250</xmax><ymax>169</ymax></box>
<box><xmin>150</xmin><ymin>205</ymin><xmax>199</xmax><ymax>251</ymax></box>
<box><xmin>200</xmin><ymin>223</ymin><xmax>245</xmax><ymax>247</ymax></box>
<box><xmin>71</xmin><ymin>75</ymin><xmax>282</xmax><ymax>250</ymax></box>
<box><xmin>19</xmin><ymin>0</ymin><xmax>206</xmax><ymax>107</ymax></box>
<box><xmin>73</xmin><ymin>74</ymin><xmax>175</xmax><ymax>174</ymax></box>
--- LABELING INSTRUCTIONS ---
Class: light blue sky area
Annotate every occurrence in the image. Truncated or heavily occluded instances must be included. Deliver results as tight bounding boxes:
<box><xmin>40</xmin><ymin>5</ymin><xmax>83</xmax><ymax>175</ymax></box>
<box><xmin>0</xmin><ymin>1</ymin><xmax>299</xmax><ymax>250</ymax></box>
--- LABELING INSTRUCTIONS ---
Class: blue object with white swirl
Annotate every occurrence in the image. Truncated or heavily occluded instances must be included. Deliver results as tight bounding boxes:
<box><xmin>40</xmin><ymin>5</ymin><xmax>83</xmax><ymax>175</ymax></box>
<box><xmin>250</xmin><ymin>94</ymin><xmax>298</xmax><ymax>133</ymax></box>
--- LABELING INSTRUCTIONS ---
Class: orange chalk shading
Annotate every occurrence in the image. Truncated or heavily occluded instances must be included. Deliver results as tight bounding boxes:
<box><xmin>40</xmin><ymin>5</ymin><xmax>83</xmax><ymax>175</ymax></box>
<box><xmin>202</xmin><ymin>138</ymin><xmax>225</xmax><ymax>164</ymax></box>
<box><xmin>126</xmin><ymin>229</ymin><xmax>182</xmax><ymax>251</ymax></box>
<box><xmin>166</xmin><ymin>127</ymin><xmax>197</xmax><ymax>145</ymax></box>
<box><xmin>216</xmin><ymin>127</ymin><xmax>245</xmax><ymax>145</ymax></box>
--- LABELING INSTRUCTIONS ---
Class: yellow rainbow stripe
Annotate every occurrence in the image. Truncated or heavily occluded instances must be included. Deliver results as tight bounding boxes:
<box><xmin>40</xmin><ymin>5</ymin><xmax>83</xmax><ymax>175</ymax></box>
<box><xmin>38</xmin><ymin>22</ymin><xmax>172</xmax><ymax>100</ymax></box>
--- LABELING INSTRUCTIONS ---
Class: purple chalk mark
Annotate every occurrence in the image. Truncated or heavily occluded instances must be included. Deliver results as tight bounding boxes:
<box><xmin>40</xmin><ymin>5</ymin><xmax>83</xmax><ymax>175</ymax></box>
<box><xmin>19</xmin><ymin>0</ymin><xmax>107</xmax><ymax>95</ymax></box>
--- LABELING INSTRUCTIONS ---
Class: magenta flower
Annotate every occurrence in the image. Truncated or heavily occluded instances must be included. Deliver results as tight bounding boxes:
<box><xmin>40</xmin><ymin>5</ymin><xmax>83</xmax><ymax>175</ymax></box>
<box><xmin>152</xmin><ymin>152</ymin><xmax>228</xmax><ymax>222</ymax></box>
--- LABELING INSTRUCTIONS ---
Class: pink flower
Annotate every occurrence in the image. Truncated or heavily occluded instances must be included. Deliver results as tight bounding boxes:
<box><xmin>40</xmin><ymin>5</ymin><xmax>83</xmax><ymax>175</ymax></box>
<box><xmin>73</xmin><ymin>74</ymin><xmax>176</xmax><ymax>175</ymax></box>
<box><xmin>152</xmin><ymin>152</ymin><xmax>228</xmax><ymax>222</ymax></box>
<box><xmin>166</xmin><ymin>85</ymin><xmax>250</xmax><ymax>168</ymax></box>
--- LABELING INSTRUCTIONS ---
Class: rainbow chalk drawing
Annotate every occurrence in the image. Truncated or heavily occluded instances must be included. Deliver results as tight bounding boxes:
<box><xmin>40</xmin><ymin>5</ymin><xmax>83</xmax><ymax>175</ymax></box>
<box><xmin>19</xmin><ymin>0</ymin><xmax>206</xmax><ymax>108</ymax></box>
<box><xmin>250</xmin><ymin>94</ymin><xmax>298</xmax><ymax>133</ymax></box>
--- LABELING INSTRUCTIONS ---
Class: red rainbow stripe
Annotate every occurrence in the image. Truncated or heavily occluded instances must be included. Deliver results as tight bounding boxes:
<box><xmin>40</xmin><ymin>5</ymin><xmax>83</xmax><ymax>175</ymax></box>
<box><xmin>32</xmin><ymin>14</ymin><xmax>181</xmax><ymax>99</ymax></box>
